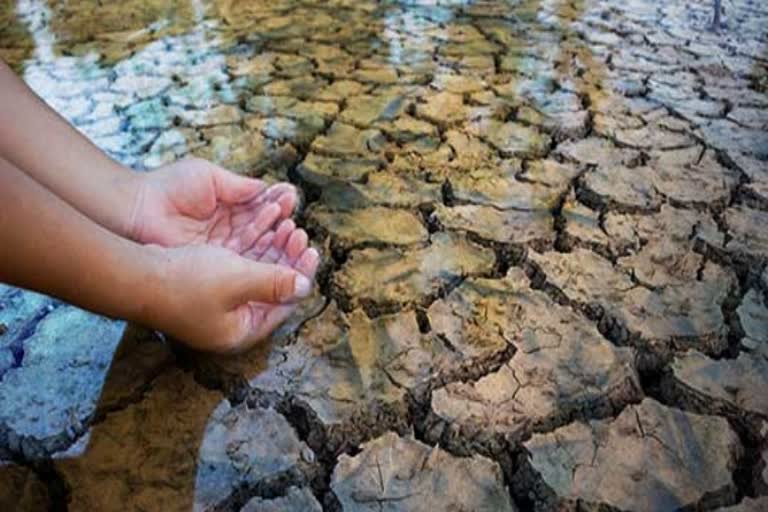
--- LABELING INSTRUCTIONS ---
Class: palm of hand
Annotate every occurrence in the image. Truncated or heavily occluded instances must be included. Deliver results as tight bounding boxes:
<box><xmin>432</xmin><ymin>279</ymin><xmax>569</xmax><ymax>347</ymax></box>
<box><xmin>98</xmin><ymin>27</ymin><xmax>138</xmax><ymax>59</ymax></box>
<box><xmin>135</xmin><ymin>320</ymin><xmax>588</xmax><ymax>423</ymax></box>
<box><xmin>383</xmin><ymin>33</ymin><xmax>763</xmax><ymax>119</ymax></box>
<box><xmin>132</xmin><ymin>158</ymin><xmax>318</xmax><ymax>348</ymax></box>
<box><xmin>233</xmin><ymin>217</ymin><xmax>319</xmax><ymax>345</ymax></box>
<box><xmin>131</xmin><ymin>158</ymin><xmax>297</xmax><ymax>253</ymax></box>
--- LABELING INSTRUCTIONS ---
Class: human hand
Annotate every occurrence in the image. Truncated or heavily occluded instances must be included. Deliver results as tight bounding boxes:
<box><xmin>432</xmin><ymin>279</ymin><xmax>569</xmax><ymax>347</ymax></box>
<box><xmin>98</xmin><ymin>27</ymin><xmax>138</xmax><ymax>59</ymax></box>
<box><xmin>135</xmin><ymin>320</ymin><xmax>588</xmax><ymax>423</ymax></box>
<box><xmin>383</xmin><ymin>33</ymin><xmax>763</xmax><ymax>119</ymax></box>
<box><xmin>128</xmin><ymin>158</ymin><xmax>321</xmax><ymax>352</ymax></box>
<box><xmin>235</xmin><ymin>217</ymin><xmax>321</xmax><ymax>349</ymax></box>
<box><xmin>128</xmin><ymin>158</ymin><xmax>298</xmax><ymax>252</ymax></box>
<box><xmin>145</xmin><ymin>226</ymin><xmax>319</xmax><ymax>353</ymax></box>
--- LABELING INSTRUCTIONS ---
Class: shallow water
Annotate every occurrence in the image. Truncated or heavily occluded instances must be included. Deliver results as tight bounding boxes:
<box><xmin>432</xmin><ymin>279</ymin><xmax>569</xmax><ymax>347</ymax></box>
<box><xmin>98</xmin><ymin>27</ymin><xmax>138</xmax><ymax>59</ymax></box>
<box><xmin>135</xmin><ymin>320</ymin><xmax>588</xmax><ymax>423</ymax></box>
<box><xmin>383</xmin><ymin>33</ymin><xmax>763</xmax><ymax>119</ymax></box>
<box><xmin>1</xmin><ymin>0</ymin><xmax>768</xmax><ymax>510</ymax></box>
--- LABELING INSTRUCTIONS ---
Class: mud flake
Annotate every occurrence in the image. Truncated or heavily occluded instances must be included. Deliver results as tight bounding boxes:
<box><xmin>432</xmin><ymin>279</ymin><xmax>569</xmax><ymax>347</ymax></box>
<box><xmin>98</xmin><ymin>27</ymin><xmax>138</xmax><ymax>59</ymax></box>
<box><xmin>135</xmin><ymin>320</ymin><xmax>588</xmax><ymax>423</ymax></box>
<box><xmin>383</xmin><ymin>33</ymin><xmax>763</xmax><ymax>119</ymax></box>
<box><xmin>331</xmin><ymin>432</ymin><xmax>516</xmax><ymax>512</ymax></box>
<box><xmin>432</xmin><ymin>73</ymin><xmax>486</xmax><ymax>94</ymax></box>
<box><xmin>702</xmin><ymin>119</ymin><xmax>768</xmax><ymax>159</ymax></box>
<box><xmin>440</xmin><ymin>130</ymin><xmax>499</xmax><ymax>170</ymax></box>
<box><xmin>353</xmin><ymin>65</ymin><xmax>399</xmax><ymax>85</ymax></box>
<box><xmin>724</xmin><ymin>206</ymin><xmax>768</xmax><ymax>258</ymax></box>
<box><xmin>241</xmin><ymin>487</ymin><xmax>322</xmax><ymax>512</ymax></box>
<box><xmin>519</xmin><ymin>159</ymin><xmax>582</xmax><ymax>190</ymax></box>
<box><xmin>246</xmin><ymin>115</ymin><xmax>325</xmax><ymax>148</ymax></box>
<box><xmin>522</xmin><ymin>398</ymin><xmax>741</xmax><ymax>512</ymax></box>
<box><xmin>0</xmin><ymin>306</ymin><xmax>124</xmax><ymax>456</ymax></box>
<box><xmin>308</xmin><ymin>206</ymin><xmax>428</xmax><ymax>247</ymax></box>
<box><xmin>335</xmin><ymin>233</ymin><xmax>494</xmax><ymax>309</ymax></box>
<box><xmin>379</xmin><ymin>115</ymin><xmax>437</xmax><ymax>143</ymax></box>
<box><xmin>430</xmin><ymin>269</ymin><xmax>639</xmax><ymax>438</ymax></box>
<box><xmin>433</xmin><ymin>203</ymin><xmax>553</xmax><ymax>247</ymax></box>
<box><xmin>296</xmin><ymin>153</ymin><xmax>382</xmax><ymax>186</ymax></box>
<box><xmin>650</xmin><ymin>148</ymin><xmax>737</xmax><ymax>206</ymax></box>
<box><xmin>614</xmin><ymin>123</ymin><xmax>697</xmax><ymax>150</ymax></box>
<box><xmin>416</xmin><ymin>91</ymin><xmax>467</xmax><ymax>127</ymax></box>
<box><xmin>263</xmin><ymin>77</ymin><xmax>328</xmax><ymax>100</ymax></box>
<box><xmin>738</xmin><ymin>289</ymin><xmax>768</xmax><ymax>352</ymax></box>
<box><xmin>467</xmin><ymin>118</ymin><xmax>551</xmax><ymax>159</ymax></box>
<box><xmin>251</xmin><ymin>304</ymin><xmax>437</xmax><ymax>425</ymax></box>
<box><xmin>566</xmin><ymin>201</ymin><xmax>613</xmax><ymax>250</ymax></box>
<box><xmin>340</xmin><ymin>89</ymin><xmax>411</xmax><ymax>127</ymax></box>
<box><xmin>195</xmin><ymin>124</ymin><xmax>297</xmax><ymax>176</ymax></box>
<box><xmin>672</xmin><ymin>350</ymin><xmax>768</xmax><ymax>417</ymax></box>
<box><xmin>195</xmin><ymin>404</ymin><xmax>313</xmax><ymax>509</ymax></box>
<box><xmin>557</xmin><ymin>137</ymin><xmax>642</xmax><ymax>167</ymax></box>
<box><xmin>529</xmin><ymin>248</ymin><xmax>635</xmax><ymax>304</ymax></box>
<box><xmin>450</xmin><ymin>165</ymin><xmax>561</xmax><ymax>211</ymax></box>
<box><xmin>530</xmin><ymin>248</ymin><xmax>732</xmax><ymax>350</ymax></box>
<box><xmin>319</xmin><ymin>172</ymin><xmax>441</xmax><ymax>211</ymax></box>
<box><xmin>310</xmin><ymin>122</ymin><xmax>386</xmax><ymax>157</ymax></box>
<box><xmin>581</xmin><ymin>166</ymin><xmax>661</xmax><ymax>211</ymax></box>
<box><xmin>314</xmin><ymin>80</ymin><xmax>367</xmax><ymax>102</ymax></box>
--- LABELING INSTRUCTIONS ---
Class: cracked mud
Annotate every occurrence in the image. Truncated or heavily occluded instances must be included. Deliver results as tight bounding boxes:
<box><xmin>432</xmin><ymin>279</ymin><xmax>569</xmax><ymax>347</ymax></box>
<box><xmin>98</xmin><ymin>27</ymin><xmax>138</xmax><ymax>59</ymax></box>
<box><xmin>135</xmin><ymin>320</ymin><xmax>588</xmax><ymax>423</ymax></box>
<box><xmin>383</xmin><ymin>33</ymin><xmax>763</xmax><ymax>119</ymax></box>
<box><xmin>1</xmin><ymin>0</ymin><xmax>767</xmax><ymax>510</ymax></box>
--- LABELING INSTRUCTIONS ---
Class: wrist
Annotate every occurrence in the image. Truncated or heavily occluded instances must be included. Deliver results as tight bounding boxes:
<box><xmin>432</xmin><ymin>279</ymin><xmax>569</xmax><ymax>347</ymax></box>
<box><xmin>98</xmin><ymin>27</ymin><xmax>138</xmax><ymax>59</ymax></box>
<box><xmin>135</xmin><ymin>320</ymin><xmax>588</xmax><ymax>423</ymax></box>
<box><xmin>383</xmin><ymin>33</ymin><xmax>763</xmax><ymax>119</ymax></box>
<box><xmin>123</xmin><ymin>241</ymin><xmax>172</xmax><ymax>330</ymax></box>
<box><xmin>115</xmin><ymin>164</ymin><xmax>146</xmax><ymax>241</ymax></box>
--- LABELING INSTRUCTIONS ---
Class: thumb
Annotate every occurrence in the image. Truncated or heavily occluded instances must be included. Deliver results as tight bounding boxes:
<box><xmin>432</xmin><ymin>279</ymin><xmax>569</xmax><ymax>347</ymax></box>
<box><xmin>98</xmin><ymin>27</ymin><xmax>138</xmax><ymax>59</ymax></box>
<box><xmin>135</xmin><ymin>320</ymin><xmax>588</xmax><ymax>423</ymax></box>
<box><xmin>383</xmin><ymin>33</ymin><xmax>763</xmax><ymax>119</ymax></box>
<box><xmin>213</xmin><ymin>167</ymin><xmax>266</xmax><ymax>204</ymax></box>
<box><xmin>228</xmin><ymin>261</ymin><xmax>313</xmax><ymax>306</ymax></box>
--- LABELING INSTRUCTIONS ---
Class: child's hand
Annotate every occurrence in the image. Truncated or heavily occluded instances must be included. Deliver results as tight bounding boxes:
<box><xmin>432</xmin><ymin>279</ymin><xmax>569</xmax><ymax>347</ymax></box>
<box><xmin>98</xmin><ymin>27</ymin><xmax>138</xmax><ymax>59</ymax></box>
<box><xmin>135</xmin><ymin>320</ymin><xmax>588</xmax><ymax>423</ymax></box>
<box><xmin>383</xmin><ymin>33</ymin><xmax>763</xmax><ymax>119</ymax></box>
<box><xmin>145</xmin><ymin>234</ymin><xmax>318</xmax><ymax>353</ymax></box>
<box><xmin>127</xmin><ymin>158</ymin><xmax>322</xmax><ymax>352</ymax></box>
<box><xmin>129</xmin><ymin>158</ymin><xmax>298</xmax><ymax>253</ymax></box>
<box><xmin>0</xmin><ymin>62</ymin><xmax>321</xmax><ymax>353</ymax></box>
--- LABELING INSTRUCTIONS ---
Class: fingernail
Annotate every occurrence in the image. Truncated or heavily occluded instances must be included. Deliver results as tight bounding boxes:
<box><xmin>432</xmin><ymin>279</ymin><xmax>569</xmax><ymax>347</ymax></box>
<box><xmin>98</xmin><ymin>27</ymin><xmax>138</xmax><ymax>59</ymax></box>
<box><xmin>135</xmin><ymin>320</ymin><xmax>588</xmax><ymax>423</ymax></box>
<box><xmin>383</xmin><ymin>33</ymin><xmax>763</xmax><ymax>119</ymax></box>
<box><xmin>293</xmin><ymin>275</ymin><xmax>312</xmax><ymax>298</ymax></box>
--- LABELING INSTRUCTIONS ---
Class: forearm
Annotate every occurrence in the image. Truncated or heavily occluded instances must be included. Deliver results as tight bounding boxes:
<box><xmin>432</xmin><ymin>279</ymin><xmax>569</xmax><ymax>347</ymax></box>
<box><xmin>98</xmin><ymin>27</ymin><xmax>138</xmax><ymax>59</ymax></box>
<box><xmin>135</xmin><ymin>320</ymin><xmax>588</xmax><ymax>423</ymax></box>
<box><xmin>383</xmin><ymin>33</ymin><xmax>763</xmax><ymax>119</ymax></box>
<box><xmin>0</xmin><ymin>60</ymin><xmax>140</xmax><ymax>238</ymax></box>
<box><xmin>0</xmin><ymin>157</ymin><xmax>158</xmax><ymax>325</ymax></box>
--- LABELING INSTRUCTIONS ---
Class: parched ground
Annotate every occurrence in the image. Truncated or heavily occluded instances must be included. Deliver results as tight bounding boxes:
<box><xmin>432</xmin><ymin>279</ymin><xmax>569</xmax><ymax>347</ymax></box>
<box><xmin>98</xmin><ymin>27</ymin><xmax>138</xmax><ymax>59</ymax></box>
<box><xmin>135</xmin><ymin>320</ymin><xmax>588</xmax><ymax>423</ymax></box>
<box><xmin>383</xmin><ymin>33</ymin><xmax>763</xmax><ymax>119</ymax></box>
<box><xmin>1</xmin><ymin>0</ymin><xmax>767</xmax><ymax>510</ymax></box>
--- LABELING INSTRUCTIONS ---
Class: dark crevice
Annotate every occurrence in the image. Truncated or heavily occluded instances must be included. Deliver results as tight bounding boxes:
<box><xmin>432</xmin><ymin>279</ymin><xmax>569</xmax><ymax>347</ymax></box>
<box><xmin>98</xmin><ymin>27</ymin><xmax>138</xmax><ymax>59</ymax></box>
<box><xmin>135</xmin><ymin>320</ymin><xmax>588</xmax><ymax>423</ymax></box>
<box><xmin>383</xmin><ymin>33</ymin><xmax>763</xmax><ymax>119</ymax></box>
<box><xmin>415</xmin><ymin>308</ymin><xmax>431</xmax><ymax>334</ymax></box>
<box><xmin>210</xmin><ymin>466</ymin><xmax>318</xmax><ymax>512</ymax></box>
<box><xmin>37</xmin><ymin>462</ymin><xmax>70</xmax><ymax>512</ymax></box>
<box><xmin>658</xmin><ymin>374</ymin><xmax>766</xmax><ymax>509</ymax></box>
<box><xmin>171</xmin><ymin>346</ymin><xmax>251</xmax><ymax>405</ymax></box>
<box><xmin>272</xmin><ymin>395</ymin><xmax>411</xmax><ymax>512</ymax></box>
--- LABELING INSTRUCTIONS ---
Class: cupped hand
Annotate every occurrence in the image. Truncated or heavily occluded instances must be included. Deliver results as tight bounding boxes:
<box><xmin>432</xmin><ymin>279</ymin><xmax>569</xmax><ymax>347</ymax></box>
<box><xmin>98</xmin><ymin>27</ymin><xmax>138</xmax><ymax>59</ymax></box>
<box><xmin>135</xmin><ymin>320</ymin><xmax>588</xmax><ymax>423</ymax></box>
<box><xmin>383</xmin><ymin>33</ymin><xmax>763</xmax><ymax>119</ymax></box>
<box><xmin>235</xmin><ymin>218</ymin><xmax>321</xmax><ymax>350</ymax></box>
<box><xmin>147</xmin><ymin>227</ymin><xmax>319</xmax><ymax>353</ymax></box>
<box><xmin>128</xmin><ymin>158</ymin><xmax>321</xmax><ymax>352</ymax></box>
<box><xmin>128</xmin><ymin>158</ymin><xmax>298</xmax><ymax>252</ymax></box>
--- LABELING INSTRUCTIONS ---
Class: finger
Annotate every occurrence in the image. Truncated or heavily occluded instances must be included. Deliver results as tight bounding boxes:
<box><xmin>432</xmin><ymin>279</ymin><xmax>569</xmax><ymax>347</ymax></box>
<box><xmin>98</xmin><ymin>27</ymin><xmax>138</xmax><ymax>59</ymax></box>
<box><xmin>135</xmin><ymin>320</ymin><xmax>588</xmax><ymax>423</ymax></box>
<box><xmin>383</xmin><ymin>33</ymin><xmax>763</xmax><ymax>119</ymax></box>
<box><xmin>230</xmin><ymin>302</ymin><xmax>297</xmax><ymax>353</ymax></box>
<box><xmin>275</xmin><ymin>229</ymin><xmax>310</xmax><ymax>268</ymax></box>
<box><xmin>285</xmin><ymin>229</ymin><xmax>309</xmax><ymax>262</ymax></box>
<box><xmin>276</xmin><ymin>190</ymin><xmax>298</xmax><ymax>217</ymax></box>
<box><xmin>228</xmin><ymin>211</ymin><xmax>277</xmax><ymax>254</ymax></box>
<box><xmin>228</xmin><ymin>192</ymin><xmax>292</xmax><ymax>235</ymax></box>
<box><xmin>243</xmin><ymin>182</ymin><xmax>296</xmax><ymax>209</ymax></box>
<box><xmin>229</xmin><ymin>201</ymin><xmax>268</xmax><ymax>227</ymax></box>
<box><xmin>243</xmin><ymin>230</ymin><xmax>275</xmax><ymax>260</ymax></box>
<box><xmin>294</xmin><ymin>247</ymin><xmax>320</xmax><ymax>278</ymax></box>
<box><xmin>250</xmin><ymin>303</ymin><xmax>297</xmax><ymax>344</ymax></box>
<box><xmin>214</xmin><ymin>166</ymin><xmax>267</xmax><ymax>204</ymax></box>
<box><xmin>276</xmin><ymin>246</ymin><xmax>299</xmax><ymax>270</ymax></box>
<box><xmin>273</xmin><ymin>219</ymin><xmax>295</xmax><ymax>250</ymax></box>
<box><xmin>257</xmin><ymin>219</ymin><xmax>295</xmax><ymax>263</ymax></box>
<box><xmin>260</xmin><ymin>243</ymin><xmax>285</xmax><ymax>264</ymax></box>
<box><xmin>228</xmin><ymin>261</ymin><xmax>312</xmax><ymax>306</ymax></box>
<box><xmin>248</xmin><ymin>183</ymin><xmax>298</xmax><ymax>216</ymax></box>
<box><xmin>264</xmin><ymin>183</ymin><xmax>297</xmax><ymax>205</ymax></box>
<box><xmin>232</xmin><ymin>222</ymin><xmax>270</xmax><ymax>255</ymax></box>
<box><xmin>234</xmin><ymin>203</ymin><xmax>282</xmax><ymax>252</ymax></box>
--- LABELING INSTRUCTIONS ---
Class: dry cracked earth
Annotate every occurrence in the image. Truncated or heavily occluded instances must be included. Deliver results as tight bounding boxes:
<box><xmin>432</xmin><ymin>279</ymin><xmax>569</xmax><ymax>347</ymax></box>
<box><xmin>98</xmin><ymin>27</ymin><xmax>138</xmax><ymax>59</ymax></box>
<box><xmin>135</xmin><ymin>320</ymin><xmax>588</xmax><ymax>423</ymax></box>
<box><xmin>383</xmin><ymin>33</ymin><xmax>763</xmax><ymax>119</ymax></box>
<box><xmin>1</xmin><ymin>0</ymin><xmax>768</xmax><ymax>511</ymax></box>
